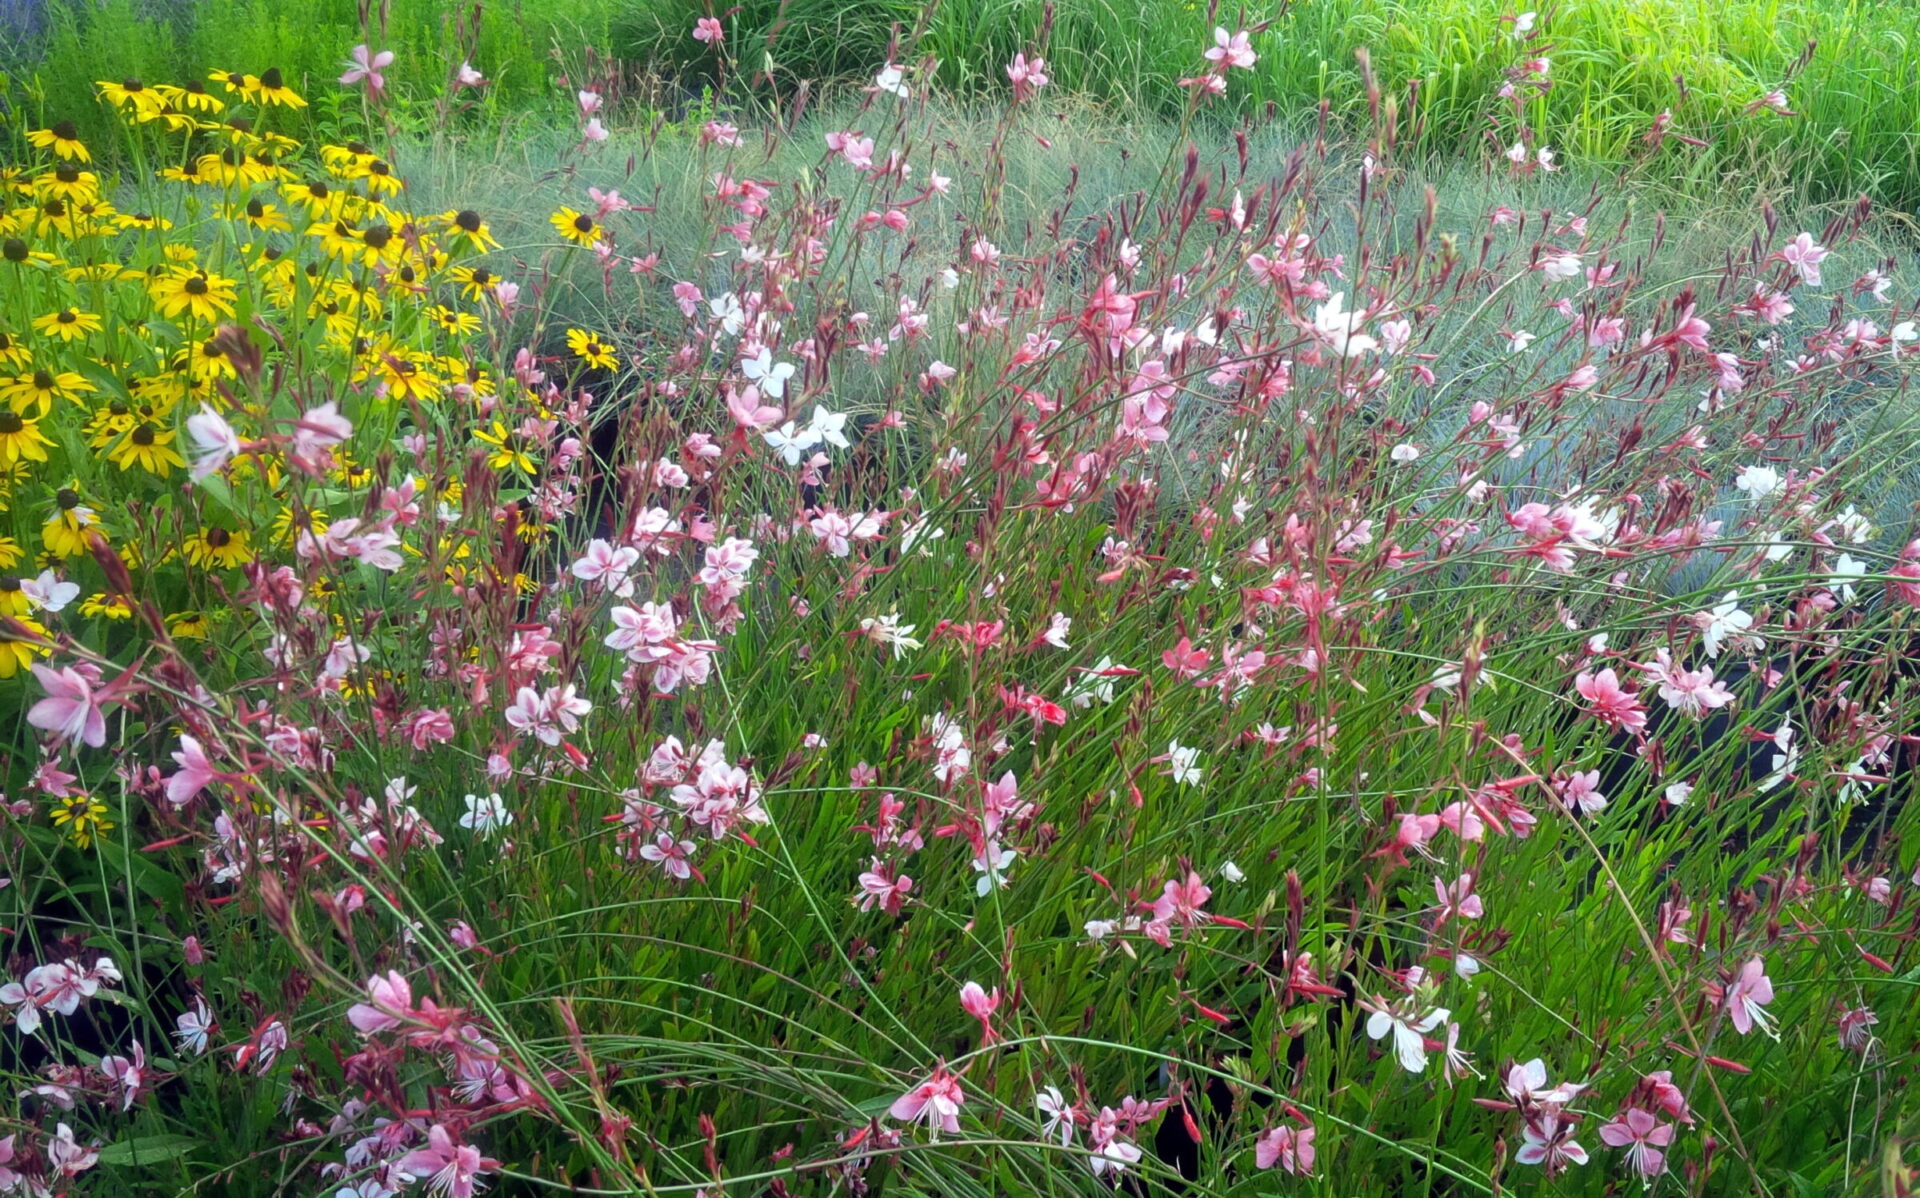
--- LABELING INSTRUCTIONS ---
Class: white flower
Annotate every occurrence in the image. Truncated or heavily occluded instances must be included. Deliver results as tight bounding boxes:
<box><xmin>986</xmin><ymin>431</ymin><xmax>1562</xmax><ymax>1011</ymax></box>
<box><xmin>1453</xmin><ymin>954</ymin><xmax>1481</xmax><ymax>980</ymax></box>
<box><xmin>1310</xmin><ymin>292</ymin><xmax>1378</xmax><ymax>357</ymax></box>
<box><xmin>1366</xmin><ymin>1002</ymin><xmax>1450</xmax><ymax>1073</ymax></box>
<box><xmin>762</xmin><ymin>420</ymin><xmax>822</xmax><ymax>466</ymax></box>
<box><xmin>740</xmin><ymin>348</ymin><xmax>796</xmax><ymax>398</ymax></box>
<box><xmin>1757</xmin><ymin>720</ymin><xmax>1798</xmax><ymax>793</ymax></box>
<box><xmin>1163</xmin><ymin>741</ymin><xmax>1203</xmax><ymax>786</ymax></box>
<box><xmin>708</xmin><ymin>292</ymin><xmax>746</xmax><ymax>335</ymax></box>
<box><xmin>1829</xmin><ymin>552</ymin><xmax>1870</xmax><ymax>603</ymax></box>
<box><xmin>1390</xmin><ymin>443</ymin><xmax>1421</xmax><ymax>462</ymax></box>
<box><xmin>973</xmin><ymin>842</ymin><xmax>1017</xmax><ymax>896</ymax></box>
<box><xmin>858</xmin><ymin>612</ymin><xmax>923</xmax><ymax>659</ymax></box>
<box><xmin>1539</xmin><ymin>253</ymin><xmax>1582</xmax><ymax>282</ymax></box>
<box><xmin>1505</xmin><ymin>328</ymin><xmax>1537</xmax><ymax>353</ymax></box>
<box><xmin>1219</xmin><ymin>860</ymin><xmax>1246</xmax><ymax>884</ymax></box>
<box><xmin>807</xmin><ymin>405</ymin><xmax>851</xmax><ymax>450</ymax></box>
<box><xmin>1513</xmin><ymin>10</ymin><xmax>1536</xmax><ymax>35</ymax></box>
<box><xmin>459</xmin><ymin>793</ymin><xmax>512</xmax><ymax>838</ymax></box>
<box><xmin>873</xmin><ymin>62</ymin><xmax>910</xmax><ymax>98</ymax></box>
<box><xmin>1698</xmin><ymin>593</ymin><xmax>1755</xmax><ymax>660</ymax></box>
<box><xmin>1664</xmin><ymin>781</ymin><xmax>1693</xmax><ymax>806</ymax></box>
<box><xmin>1042</xmin><ymin>612</ymin><xmax>1072</xmax><ymax>649</ymax></box>
<box><xmin>1733</xmin><ymin>464</ymin><xmax>1782</xmax><ymax>500</ymax></box>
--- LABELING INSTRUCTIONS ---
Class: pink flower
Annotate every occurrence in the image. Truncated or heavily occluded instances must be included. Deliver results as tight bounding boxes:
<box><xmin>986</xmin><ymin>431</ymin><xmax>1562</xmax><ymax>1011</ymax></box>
<box><xmin>1205</xmin><ymin>27</ymin><xmax>1258</xmax><ymax>70</ymax></box>
<box><xmin>455</xmin><ymin>61</ymin><xmax>485</xmax><ymax>87</ymax></box>
<box><xmin>1838</xmin><ymin>1005</ymin><xmax>1878</xmax><ymax>1051</ymax></box>
<box><xmin>98</xmin><ymin>1041</ymin><xmax>147</xmax><ymax>1110</ymax></box>
<box><xmin>1775</xmin><ymin>232</ymin><xmax>1828</xmax><ymax>287</ymax></box>
<box><xmin>339</xmin><ymin>45</ymin><xmax>395</xmax><ymax>95</ymax></box>
<box><xmin>396</xmin><ymin>1124</ymin><xmax>498</xmax><ymax>1198</ymax></box>
<box><xmin>1723</xmin><ymin>956</ymin><xmax>1776</xmax><ymax>1038</ymax></box>
<box><xmin>1433</xmin><ymin>873</ymin><xmax>1483</xmax><ymax>924</ymax></box>
<box><xmin>1574</xmin><ymin>668</ymin><xmax>1647</xmax><ymax>733</ymax></box>
<box><xmin>1254</xmin><ymin>1122</ymin><xmax>1316</xmax><ymax>1174</ymax></box>
<box><xmin>1597</xmin><ymin>1108</ymin><xmax>1674</xmax><ymax>1178</ymax></box>
<box><xmin>347</xmin><ymin>970</ymin><xmax>416</xmax><ymax>1035</ymax></box>
<box><xmin>638</xmin><ymin>832</ymin><xmax>697</xmax><ymax>879</ymax></box>
<box><xmin>185</xmin><ymin>405</ymin><xmax>242</xmax><ymax>480</ymax></box>
<box><xmin>166</xmin><ymin>735</ymin><xmax>222</xmax><ymax>805</ymax></box>
<box><xmin>692</xmin><ymin>16</ymin><xmax>723</xmax><ymax>43</ymax></box>
<box><xmin>1555</xmin><ymin>769</ymin><xmax>1608</xmax><ymax>818</ymax></box>
<box><xmin>26</xmin><ymin>663</ymin><xmax>107</xmax><ymax>750</ymax></box>
<box><xmin>1006</xmin><ymin>52</ymin><xmax>1049</xmax><ymax>100</ymax></box>
<box><xmin>891</xmin><ymin>1067</ymin><xmax>965</xmax><ymax>1137</ymax></box>
<box><xmin>1516</xmin><ymin>1110</ymin><xmax>1587</xmax><ymax>1174</ymax></box>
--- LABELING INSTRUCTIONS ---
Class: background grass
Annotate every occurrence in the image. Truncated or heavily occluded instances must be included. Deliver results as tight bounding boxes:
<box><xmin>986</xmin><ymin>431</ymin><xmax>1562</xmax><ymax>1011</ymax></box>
<box><xmin>5</xmin><ymin>0</ymin><xmax>1917</xmax><ymax>209</ymax></box>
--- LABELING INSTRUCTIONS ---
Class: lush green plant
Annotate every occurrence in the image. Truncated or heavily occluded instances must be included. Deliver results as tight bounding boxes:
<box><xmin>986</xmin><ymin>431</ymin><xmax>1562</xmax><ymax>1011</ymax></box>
<box><xmin>2</xmin><ymin>32</ymin><xmax>1919</xmax><ymax>1198</ymax></box>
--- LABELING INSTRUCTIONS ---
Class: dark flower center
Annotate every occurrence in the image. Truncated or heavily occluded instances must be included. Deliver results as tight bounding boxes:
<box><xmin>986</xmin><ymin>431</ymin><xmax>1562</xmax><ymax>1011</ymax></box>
<box><xmin>573</xmin><ymin>214</ymin><xmax>594</xmax><ymax>234</ymax></box>
<box><xmin>57</xmin><ymin>488</ymin><xmax>79</xmax><ymax>509</ymax></box>
<box><xmin>455</xmin><ymin>210</ymin><xmax>482</xmax><ymax>233</ymax></box>
<box><xmin>469</xmin><ymin>268</ymin><xmax>491</xmax><ymax>285</ymax></box>
<box><xmin>207</xmin><ymin>528</ymin><xmax>232</xmax><ymax>547</ymax></box>
<box><xmin>2</xmin><ymin>240</ymin><xmax>26</xmax><ymax>262</ymax></box>
<box><xmin>51</xmin><ymin>121</ymin><xmax>78</xmax><ymax>140</ymax></box>
<box><xmin>56</xmin><ymin>310</ymin><xmax>76</xmax><ymax>324</ymax></box>
<box><xmin>362</xmin><ymin>224</ymin><xmax>393</xmax><ymax>250</ymax></box>
<box><xmin>260</xmin><ymin>68</ymin><xmax>286</xmax><ymax>89</ymax></box>
<box><xmin>32</xmin><ymin>370</ymin><xmax>53</xmax><ymax>389</ymax></box>
<box><xmin>132</xmin><ymin>424</ymin><xmax>156</xmax><ymax>446</ymax></box>
<box><xmin>55</xmin><ymin>164</ymin><xmax>80</xmax><ymax>184</ymax></box>
<box><xmin>0</xmin><ymin>411</ymin><xmax>23</xmax><ymax>433</ymax></box>
<box><xmin>185</xmin><ymin>275</ymin><xmax>210</xmax><ymax>295</ymax></box>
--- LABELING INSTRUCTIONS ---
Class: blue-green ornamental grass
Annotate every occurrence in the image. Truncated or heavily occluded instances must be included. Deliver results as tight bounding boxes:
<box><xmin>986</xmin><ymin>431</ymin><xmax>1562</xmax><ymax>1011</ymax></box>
<box><xmin>0</xmin><ymin>8</ymin><xmax>1919</xmax><ymax>1198</ymax></box>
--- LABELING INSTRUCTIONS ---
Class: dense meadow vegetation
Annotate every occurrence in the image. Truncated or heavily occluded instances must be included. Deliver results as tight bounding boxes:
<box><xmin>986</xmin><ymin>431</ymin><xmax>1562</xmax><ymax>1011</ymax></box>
<box><xmin>1</xmin><ymin>2</ymin><xmax>1920</xmax><ymax>1196</ymax></box>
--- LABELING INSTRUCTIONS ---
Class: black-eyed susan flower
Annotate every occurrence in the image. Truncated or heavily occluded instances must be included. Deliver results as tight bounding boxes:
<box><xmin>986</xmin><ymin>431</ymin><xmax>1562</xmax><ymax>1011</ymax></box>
<box><xmin>356</xmin><ymin>345</ymin><xmax>441</xmax><ymax>403</ymax></box>
<box><xmin>285</xmin><ymin>177</ymin><xmax>342</xmax><ymax>220</ymax></box>
<box><xmin>253</xmin><ymin>68</ymin><xmax>307</xmax><ymax>108</ymax></box>
<box><xmin>230</xmin><ymin>196</ymin><xmax>292</xmax><ymax>233</ymax></box>
<box><xmin>450</xmin><ymin>265</ymin><xmax>498</xmax><ymax>301</ymax></box>
<box><xmin>0</xmin><ymin>614</ymin><xmax>50</xmax><ymax>678</ymax></box>
<box><xmin>426</xmin><ymin>306</ymin><xmax>480</xmax><ymax>337</ymax></box>
<box><xmin>0</xmin><ymin>536</ymin><xmax>22</xmax><ymax>569</ymax></box>
<box><xmin>165</xmin><ymin>610</ymin><xmax>211</xmax><ymax>638</ymax></box>
<box><xmin>474</xmin><ymin>420</ymin><xmax>538</xmax><ymax>475</ymax></box>
<box><xmin>115</xmin><ymin>210</ymin><xmax>174</xmax><ymax>233</ymax></box>
<box><xmin>441</xmin><ymin>209</ymin><xmax>500</xmax><ymax>254</ymax></box>
<box><xmin>31</xmin><ymin>307</ymin><xmax>102</xmax><ymax>343</ymax></box>
<box><xmin>567</xmin><ymin>328</ymin><xmax>619</xmax><ymax>369</ymax></box>
<box><xmin>36</xmin><ymin>164</ymin><xmax>100</xmax><ymax>203</ymax></box>
<box><xmin>106</xmin><ymin>422</ymin><xmax>186</xmax><ymax>474</ymax></box>
<box><xmin>3</xmin><ymin>368</ymin><xmax>95</xmax><ymax>413</ymax></box>
<box><xmin>210</xmin><ymin>69</ymin><xmax>259</xmax><ymax>98</ymax></box>
<box><xmin>97</xmin><ymin>78</ymin><xmax>165</xmax><ymax>117</ymax></box>
<box><xmin>164</xmin><ymin>79</ymin><xmax>225</xmax><ymax>113</ymax></box>
<box><xmin>26</xmin><ymin>121</ymin><xmax>90</xmax><ymax>162</ymax></box>
<box><xmin>550</xmin><ymin>206</ymin><xmax>603</xmax><ymax>246</ymax></box>
<box><xmin>0</xmin><ymin>409</ymin><xmax>54</xmax><ymax>465</ymax></box>
<box><xmin>0</xmin><ymin>575</ymin><xmax>29</xmax><ymax>617</ymax></box>
<box><xmin>149</xmin><ymin>268</ymin><xmax>239</xmax><ymax>323</ymax></box>
<box><xmin>0</xmin><ymin>331</ymin><xmax>28</xmax><ymax>369</ymax></box>
<box><xmin>43</xmin><ymin>488</ymin><xmax>103</xmax><ymax>558</ymax></box>
<box><xmin>50</xmin><ymin>793</ymin><xmax>113</xmax><ymax>848</ymax></box>
<box><xmin>80</xmin><ymin>591</ymin><xmax>133</xmax><ymax>620</ymax></box>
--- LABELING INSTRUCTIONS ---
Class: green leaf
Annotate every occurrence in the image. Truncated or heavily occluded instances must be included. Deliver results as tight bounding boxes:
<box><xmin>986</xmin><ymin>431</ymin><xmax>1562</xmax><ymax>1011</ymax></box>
<box><xmin>96</xmin><ymin>1134</ymin><xmax>201</xmax><ymax>1167</ymax></box>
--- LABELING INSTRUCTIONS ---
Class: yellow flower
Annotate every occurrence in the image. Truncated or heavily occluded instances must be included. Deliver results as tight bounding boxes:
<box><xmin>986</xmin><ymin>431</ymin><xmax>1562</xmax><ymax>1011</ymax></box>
<box><xmin>97</xmin><ymin>78</ymin><xmax>165</xmax><ymax>117</ymax></box>
<box><xmin>116</xmin><ymin>211</ymin><xmax>175</xmax><ymax>233</ymax></box>
<box><xmin>285</xmin><ymin>178</ymin><xmax>343</xmax><ymax>220</ymax></box>
<box><xmin>229</xmin><ymin>197</ymin><xmax>293</xmax><ymax>233</ymax></box>
<box><xmin>0</xmin><ymin>536</ymin><xmax>21</xmax><ymax>569</ymax></box>
<box><xmin>441</xmin><ymin>209</ymin><xmax>500</xmax><ymax>254</ymax></box>
<box><xmin>3</xmin><ymin>368</ymin><xmax>95</xmax><ymax>414</ymax></box>
<box><xmin>550</xmin><ymin>206</ymin><xmax>603</xmax><ymax>247</ymax></box>
<box><xmin>0</xmin><ymin>331</ymin><xmax>28</xmax><ymax>369</ymax></box>
<box><xmin>50</xmin><ymin>793</ymin><xmax>113</xmax><ymax>849</ymax></box>
<box><xmin>183</xmin><ymin>522</ymin><xmax>255</xmax><ymax>568</ymax></box>
<box><xmin>427</xmin><ymin>306</ymin><xmax>480</xmax><ymax>337</ymax></box>
<box><xmin>450</xmin><ymin>265</ymin><xmax>499</xmax><ymax>301</ymax></box>
<box><xmin>80</xmin><ymin>591</ymin><xmax>134</xmax><ymax>620</ymax></box>
<box><xmin>105</xmin><ymin>423</ymin><xmax>186</xmax><ymax>475</ymax></box>
<box><xmin>567</xmin><ymin>328</ymin><xmax>619</xmax><ymax>370</ymax></box>
<box><xmin>43</xmin><ymin>493</ymin><xmax>103</xmax><ymax>558</ymax></box>
<box><xmin>26</xmin><ymin>122</ymin><xmax>91</xmax><ymax>163</ymax></box>
<box><xmin>148</xmin><ymin>268</ymin><xmax>239</xmax><ymax>323</ymax></box>
<box><xmin>210</xmin><ymin>69</ymin><xmax>260</xmax><ymax>98</ymax></box>
<box><xmin>0</xmin><ymin>575</ymin><xmax>29</xmax><ymax>617</ymax></box>
<box><xmin>162</xmin><ymin>79</ymin><xmax>226</xmax><ymax>113</ymax></box>
<box><xmin>0</xmin><ymin>614</ymin><xmax>50</xmax><ymax>678</ymax></box>
<box><xmin>0</xmin><ymin>409</ymin><xmax>54</xmax><ymax>465</ymax></box>
<box><xmin>253</xmin><ymin>68</ymin><xmax>308</xmax><ymax>108</ymax></box>
<box><xmin>357</xmin><ymin>346</ymin><xmax>441</xmax><ymax>403</ymax></box>
<box><xmin>35</xmin><ymin>164</ymin><xmax>100</xmax><ymax>203</ymax></box>
<box><xmin>31</xmin><ymin>308</ymin><xmax>102</xmax><ymax>343</ymax></box>
<box><xmin>473</xmin><ymin>420</ymin><xmax>538</xmax><ymax>475</ymax></box>
<box><xmin>166</xmin><ymin>610</ymin><xmax>211</xmax><ymax>638</ymax></box>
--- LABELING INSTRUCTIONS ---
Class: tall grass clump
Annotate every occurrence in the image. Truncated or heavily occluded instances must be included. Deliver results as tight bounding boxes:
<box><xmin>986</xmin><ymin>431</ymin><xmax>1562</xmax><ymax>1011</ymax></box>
<box><xmin>615</xmin><ymin>0</ymin><xmax>1920</xmax><ymax>208</ymax></box>
<box><xmin>1</xmin><ymin>15</ymin><xmax>1919</xmax><ymax>1198</ymax></box>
